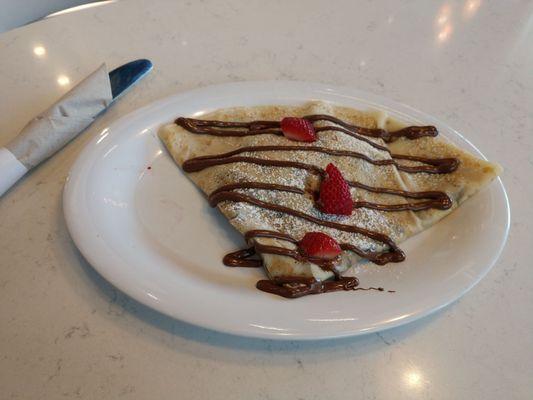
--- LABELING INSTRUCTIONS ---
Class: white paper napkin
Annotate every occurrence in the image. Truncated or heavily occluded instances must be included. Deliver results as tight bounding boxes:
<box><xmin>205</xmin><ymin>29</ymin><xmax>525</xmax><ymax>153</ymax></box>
<box><xmin>6</xmin><ymin>64</ymin><xmax>112</xmax><ymax>168</ymax></box>
<box><xmin>0</xmin><ymin>64</ymin><xmax>112</xmax><ymax>196</ymax></box>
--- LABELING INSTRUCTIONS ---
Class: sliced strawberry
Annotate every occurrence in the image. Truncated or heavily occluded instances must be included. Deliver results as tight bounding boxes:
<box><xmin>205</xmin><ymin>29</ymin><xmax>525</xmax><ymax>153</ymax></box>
<box><xmin>319</xmin><ymin>163</ymin><xmax>353</xmax><ymax>215</ymax></box>
<box><xmin>299</xmin><ymin>232</ymin><xmax>342</xmax><ymax>259</ymax></box>
<box><xmin>280</xmin><ymin>117</ymin><xmax>317</xmax><ymax>142</ymax></box>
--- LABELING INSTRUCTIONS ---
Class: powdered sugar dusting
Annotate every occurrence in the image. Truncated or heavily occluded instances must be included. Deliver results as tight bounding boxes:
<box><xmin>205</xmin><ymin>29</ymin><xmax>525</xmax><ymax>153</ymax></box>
<box><xmin>159</xmin><ymin>100</ymin><xmax>500</xmax><ymax>278</ymax></box>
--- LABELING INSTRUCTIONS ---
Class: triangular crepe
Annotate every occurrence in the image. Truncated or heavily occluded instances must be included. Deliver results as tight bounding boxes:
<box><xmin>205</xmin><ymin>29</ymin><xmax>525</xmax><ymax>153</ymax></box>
<box><xmin>159</xmin><ymin>101</ymin><xmax>501</xmax><ymax>290</ymax></box>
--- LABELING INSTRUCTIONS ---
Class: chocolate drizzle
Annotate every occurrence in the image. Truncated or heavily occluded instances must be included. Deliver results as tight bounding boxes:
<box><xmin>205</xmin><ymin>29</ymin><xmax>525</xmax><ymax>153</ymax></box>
<box><xmin>210</xmin><ymin>192</ymin><xmax>405</xmax><ymax>265</ymax></box>
<box><xmin>183</xmin><ymin>144</ymin><xmax>458</xmax><ymax>175</ymax></box>
<box><xmin>186</xmin><ymin>154</ymin><xmax>453</xmax><ymax>212</ymax></box>
<box><xmin>176</xmin><ymin>117</ymin><xmax>281</xmax><ymax>136</ymax></box>
<box><xmin>176</xmin><ymin>113</ymin><xmax>459</xmax><ymax>298</ymax></box>
<box><xmin>304</xmin><ymin>114</ymin><xmax>438</xmax><ymax>142</ymax></box>
<box><xmin>176</xmin><ymin>114</ymin><xmax>438</xmax><ymax>142</ymax></box>
<box><xmin>223</xmin><ymin>247</ymin><xmax>262</xmax><ymax>268</ymax></box>
<box><xmin>256</xmin><ymin>276</ymin><xmax>360</xmax><ymax>299</ymax></box>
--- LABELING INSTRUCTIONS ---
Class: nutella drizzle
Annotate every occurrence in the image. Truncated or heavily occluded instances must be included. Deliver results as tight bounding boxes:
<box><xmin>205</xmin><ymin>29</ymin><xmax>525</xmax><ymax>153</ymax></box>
<box><xmin>222</xmin><ymin>247</ymin><xmax>262</xmax><ymax>268</ymax></box>
<box><xmin>182</xmin><ymin>144</ymin><xmax>458</xmax><ymax>175</ymax></box>
<box><xmin>176</xmin><ymin>115</ymin><xmax>438</xmax><ymax>143</ymax></box>
<box><xmin>256</xmin><ymin>275</ymin><xmax>389</xmax><ymax>299</ymax></box>
<box><xmin>176</xmin><ymin>114</ymin><xmax>459</xmax><ymax>298</ymax></box>
<box><xmin>256</xmin><ymin>276</ymin><xmax>360</xmax><ymax>299</ymax></box>
<box><xmin>209</xmin><ymin>191</ymin><xmax>405</xmax><ymax>264</ymax></box>
<box><xmin>304</xmin><ymin>114</ymin><xmax>438</xmax><ymax>142</ymax></box>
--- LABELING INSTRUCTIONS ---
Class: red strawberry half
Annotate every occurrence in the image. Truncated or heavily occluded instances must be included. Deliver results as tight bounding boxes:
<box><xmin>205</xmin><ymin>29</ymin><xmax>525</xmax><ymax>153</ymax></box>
<box><xmin>280</xmin><ymin>117</ymin><xmax>317</xmax><ymax>142</ymax></box>
<box><xmin>299</xmin><ymin>232</ymin><xmax>342</xmax><ymax>259</ymax></box>
<box><xmin>319</xmin><ymin>163</ymin><xmax>353</xmax><ymax>215</ymax></box>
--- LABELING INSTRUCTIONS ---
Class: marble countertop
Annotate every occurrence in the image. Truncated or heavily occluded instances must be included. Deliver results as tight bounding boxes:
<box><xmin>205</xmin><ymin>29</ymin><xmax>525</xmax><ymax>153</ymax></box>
<box><xmin>0</xmin><ymin>0</ymin><xmax>531</xmax><ymax>398</ymax></box>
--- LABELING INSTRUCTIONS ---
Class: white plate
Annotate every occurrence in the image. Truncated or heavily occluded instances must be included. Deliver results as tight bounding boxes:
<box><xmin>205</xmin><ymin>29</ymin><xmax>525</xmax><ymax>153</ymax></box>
<box><xmin>64</xmin><ymin>81</ymin><xmax>509</xmax><ymax>340</ymax></box>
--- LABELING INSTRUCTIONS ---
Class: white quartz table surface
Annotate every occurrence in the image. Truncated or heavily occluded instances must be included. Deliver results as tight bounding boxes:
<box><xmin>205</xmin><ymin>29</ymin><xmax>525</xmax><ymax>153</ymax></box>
<box><xmin>0</xmin><ymin>0</ymin><xmax>531</xmax><ymax>398</ymax></box>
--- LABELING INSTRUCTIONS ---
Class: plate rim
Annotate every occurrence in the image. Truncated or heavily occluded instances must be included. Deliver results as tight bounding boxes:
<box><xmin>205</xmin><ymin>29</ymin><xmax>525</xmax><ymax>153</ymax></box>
<box><xmin>63</xmin><ymin>81</ymin><xmax>510</xmax><ymax>340</ymax></box>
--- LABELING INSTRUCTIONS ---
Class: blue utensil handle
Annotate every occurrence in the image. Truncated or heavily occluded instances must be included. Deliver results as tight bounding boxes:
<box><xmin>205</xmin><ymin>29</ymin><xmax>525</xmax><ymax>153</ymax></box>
<box><xmin>109</xmin><ymin>59</ymin><xmax>153</xmax><ymax>100</ymax></box>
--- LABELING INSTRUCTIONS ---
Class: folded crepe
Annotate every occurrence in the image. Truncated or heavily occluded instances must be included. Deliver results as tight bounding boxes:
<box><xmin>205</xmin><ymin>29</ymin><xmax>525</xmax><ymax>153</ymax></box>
<box><xmin>159</xmin><ymin>101</ymin><xmax>501</xmax><ymax>290</ymax></box>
